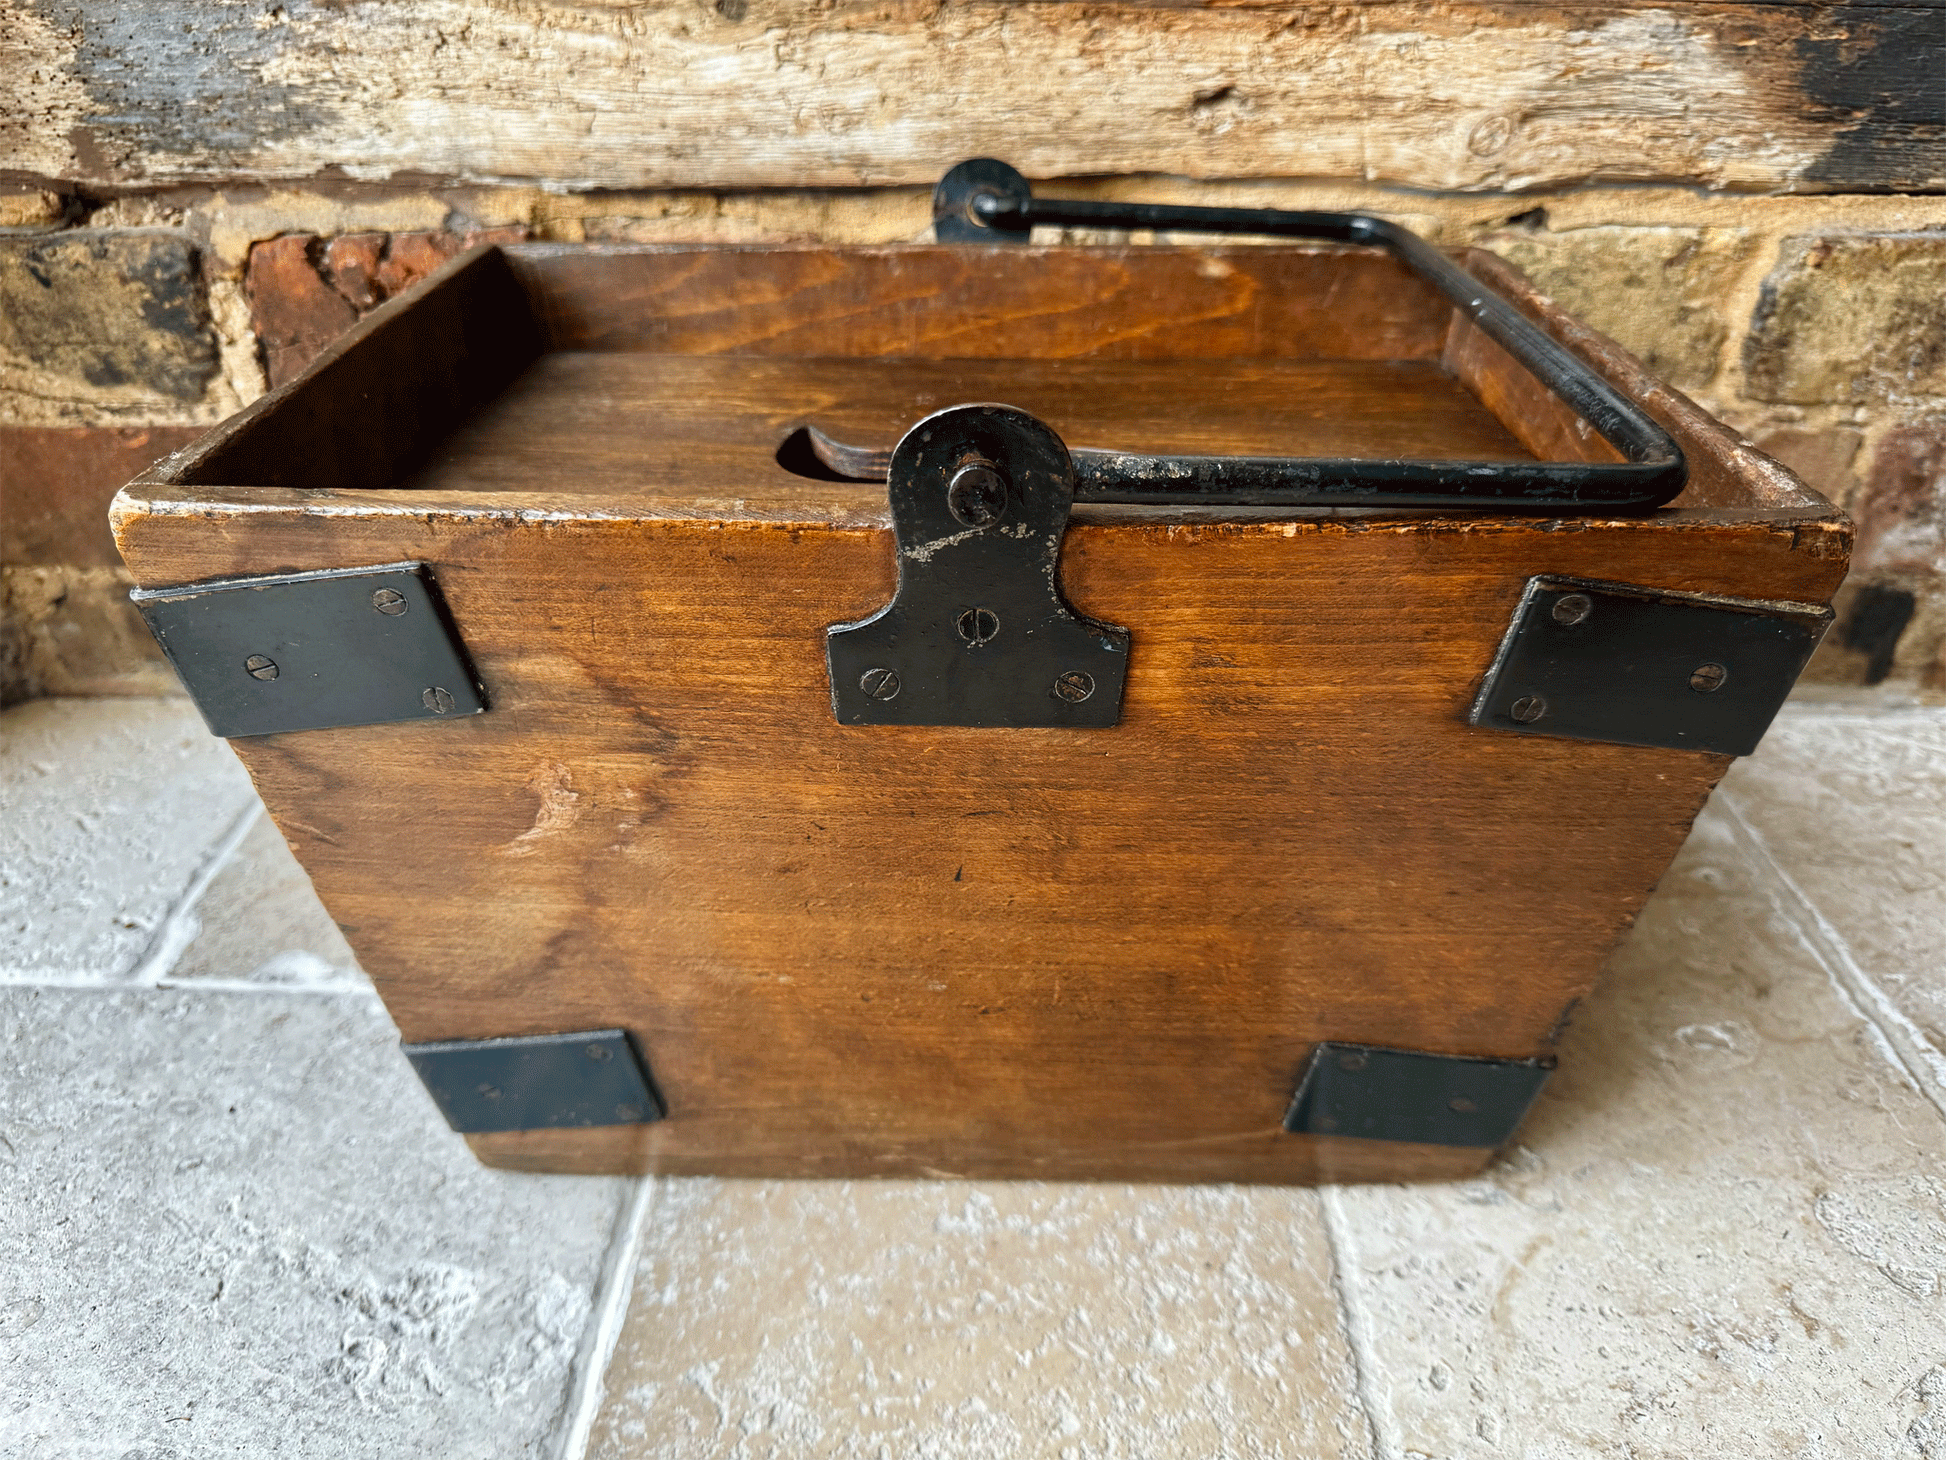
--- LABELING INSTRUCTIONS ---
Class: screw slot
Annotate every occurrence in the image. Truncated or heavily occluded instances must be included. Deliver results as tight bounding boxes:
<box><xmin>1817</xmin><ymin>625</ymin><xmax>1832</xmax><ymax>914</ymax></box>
<box><xmin>1052</xmin><ymin>670</ymin><xmax>1095</xmax><ymax>703</ymax></box>
<box><xmin>1690</xmin><ymin>662</ymin><xmax>1728</xmax><ymax>693</ymax></box>
<box><xmin>860</xmin><ymin>668</ymin><xmax>902</xmax><ymax>701</ymax></box>
<box><xmin>946</xmin><ymin>460</ymin><xmax>1008</xmax><ymax>528</ymax></box>
<box><xmin>1552</xmin><ymin>593</ymin><xmax>1593</xmax><ymax>626</ymax></box>
<box><xmin>244</xmin><ymin>654</ymin><xmax>279</xmax><ymax>681</ymax></box>
<box><xmin>422</xmin><ymin>686</ymin><xmax>456</xmax><ymax>714</ymax></box>
<box><xmin>1509</xmin><ymin>694</ymin><xmax>1547</xmax><ymax>723</ymax></box>
<box><xmin>371</xmin><ymin>587</ymin><xmax>408</xmax><ymax>616</ymax></box>
<box><xmin>955</xmin><ymin>607</ymin><xmax>1000</xmax><ymax>646</ymax></box>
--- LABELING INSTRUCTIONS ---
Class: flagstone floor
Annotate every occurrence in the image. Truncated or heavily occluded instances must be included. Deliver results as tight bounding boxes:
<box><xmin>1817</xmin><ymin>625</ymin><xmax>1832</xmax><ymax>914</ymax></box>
<box><xmin>4</xmin><ymin>695</ymin><xmax>1942</xmax><ymax>1458</ymax></box>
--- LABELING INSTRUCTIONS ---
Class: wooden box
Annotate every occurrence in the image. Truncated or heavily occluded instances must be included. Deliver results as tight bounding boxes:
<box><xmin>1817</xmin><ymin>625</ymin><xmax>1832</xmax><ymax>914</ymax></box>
<box><xmin>112</xmin><ymin>240</ymin><xmax>1849</xmax><ymax>1184</ymax></box>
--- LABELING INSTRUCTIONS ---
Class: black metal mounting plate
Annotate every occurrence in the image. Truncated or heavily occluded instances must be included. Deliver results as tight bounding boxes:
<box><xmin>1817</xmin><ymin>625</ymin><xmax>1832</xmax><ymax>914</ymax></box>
<box><xmin>1285</xmin><ymin>1041</ymin><xmax>1554</xmax><ymax>1148</ymax></box>
<box><xmin>132</xmin><ymin>562</ymin><xmax>485</xmax><ymax>739</ymax></box>
<box><xmin>826</xmin><ymin>403</ymin><xmax>1130</xmax><ymax>727</ymax></box>
<box><xmin>402</xmin><ymin>1029</ymin><xmax>665</xmax><ymax>1134</ymax></box>
<box><xmin>1469</xmin><ymin>576</ymin><xmax>1831</xmax><ymax>756</ymax></box>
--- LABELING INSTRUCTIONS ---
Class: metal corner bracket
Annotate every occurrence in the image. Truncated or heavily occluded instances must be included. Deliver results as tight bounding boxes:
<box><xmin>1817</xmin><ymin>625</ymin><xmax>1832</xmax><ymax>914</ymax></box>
<box><xmin>132</xmin><ymin>561</ymin><xmax>486</xmax><ymax>738</ymax></box>
<box><xmin>402</xmin><ymin>1028</ymin><xmax>665</xmax><ymax>1134</ymax></box>
<box><xmin>1285</xmin><ymin>1041</ymin><xmax>1554</xmax><ymax>1148</ymax></box>
<box><xmin>1469</xmin><ymin>575</ymin><xmax>1832</xmax><ymax>756</ymax></box>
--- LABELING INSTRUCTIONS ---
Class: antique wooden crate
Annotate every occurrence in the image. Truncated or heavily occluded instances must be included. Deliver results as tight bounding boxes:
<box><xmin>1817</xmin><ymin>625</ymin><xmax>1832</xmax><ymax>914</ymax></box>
<box><xmin>111</xmin><ymin>228</ymin><xmax>1849</xmax><ymax>1184</ymax></box>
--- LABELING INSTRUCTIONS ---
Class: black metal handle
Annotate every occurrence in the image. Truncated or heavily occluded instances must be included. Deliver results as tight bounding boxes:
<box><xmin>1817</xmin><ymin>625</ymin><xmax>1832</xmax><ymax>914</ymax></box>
<box><xmin>890</xmin><ymin>158</ymin><xmax>1687</xmax><ymax>513</ymax></box>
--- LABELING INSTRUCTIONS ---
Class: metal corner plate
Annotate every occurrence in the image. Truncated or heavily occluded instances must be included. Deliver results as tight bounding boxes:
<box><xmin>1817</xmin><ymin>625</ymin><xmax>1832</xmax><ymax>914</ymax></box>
<box><xmin>402</xmin><ymin>1029</ymin><xmax>665</xmax><ymax>1135</ymax></box>
<box><xmin>1469</xmin><ymin>575</ymin><xmax>1832</xmax><ymax>756</ymax></box>
<box><xmin>132</xmin><ymin>561</ymin><xmax>485</xmax><ymax>739</ymax></box>
<box><xmin>1284</xmin><ymin>1041</ymin><xmax>1554</xmax><ymax>1148</ymax></box>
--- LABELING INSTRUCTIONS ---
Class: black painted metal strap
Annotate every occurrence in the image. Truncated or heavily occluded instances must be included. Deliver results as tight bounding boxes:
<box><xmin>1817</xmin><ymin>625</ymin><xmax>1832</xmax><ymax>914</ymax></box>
<box><xmin>403</xmin><ymin>1029</ymin><xmax>664</xmax><ymax>1134</ymax></box>
<box><xmin>1285</xmin><ymin>1042</ymin><xmax>1554</xmax><ymax>1147</ymax></box>
<box><xmin>912</xmin><ymin>158</ymin><xmax>1687</xmax><ymax>512</ymax></box>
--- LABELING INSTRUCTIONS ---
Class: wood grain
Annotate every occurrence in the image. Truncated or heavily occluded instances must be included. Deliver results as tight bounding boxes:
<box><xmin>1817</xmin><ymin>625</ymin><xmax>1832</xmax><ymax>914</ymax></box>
<box><xmin>13</xmin><ymin>2</ymin><xmax>1942</xmax><ymax>193</ymax></box>
<box><xmin>395</xmin><ymin>354</ymin><xmax>1535</xmax><ymax>498</ymax></box>
<box><xmin>114</xmin><ymin>241</ymin><xmax>1850</xmax><ymax>1181</ymax></box>
<box><xmin>116</xmin><ymin>501</ymin><xmax>1844</xmax><ymax>1181</ymax></box>
<box><xmin>511</xmin><ymin>244</ymin><xmax>1454</xmax><ymax>362</ymax></box>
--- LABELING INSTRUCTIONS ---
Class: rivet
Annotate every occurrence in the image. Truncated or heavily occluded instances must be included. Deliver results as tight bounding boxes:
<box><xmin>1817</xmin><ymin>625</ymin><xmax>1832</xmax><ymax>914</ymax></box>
<box><xmin>946</xmin><ymin>460</ymin><xmax>1007</xmax><ymax>528</ymax></box>
<box><xmin>1510</xmin><ymin>694</ymin><xmax>1547</xmax><ymax>723</ymax></box>
<box><xmin>422</xmin><ymin>686</ymin><xmax>456</xmax><ymax>714</ymax></box>
<box><xmin>1052</xmin><ymin>670</ymin><xmax>1095</xmax><ymax>703</ymax></box>
<box><xmin>1336</xmin><ymin>1052</ymin><xmax>1368</xmax><ymax>1072</ymax></box>
<box><xmin>585</xmin><ymin>1044</ymin><xmax>612</xmax><ymax>1061</ymax></box>
<box><xmin>956</xmin><ymin>607</ymin><xmax>1000</xmax><ymax>645</ymax></box>
<box><xmin>371</xmin><ymin>587</ymin><xmax>408</xmax><ymax>616</ymax></box>
<box><xmin>1552</xmin><ymin>593</ymin><xmax>1593</xmax><ymax>626</ymax></box>
<box><xmin>860</xmin><ymin>668</ymin><xmax>902</xmax><ymax>701</ymax></box>
<box><xmin>244</xmin><ymin>654</ymin><xmax>279</xmax><ymax>681</ymax></box>
<box><xmin>1448</xmin><ymin>1096</ymin><xmax>1479</xmax><ymax>1114</ymax></box>
<box><xmin>1690</xmin><ymin>662</ymin><xmax>1728</xmax><ymax>693</ymax></box>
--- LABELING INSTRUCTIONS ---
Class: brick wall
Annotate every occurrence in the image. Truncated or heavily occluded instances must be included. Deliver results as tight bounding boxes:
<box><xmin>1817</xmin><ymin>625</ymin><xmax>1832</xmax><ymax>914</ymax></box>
<box><xmin>4</xmin><ymin>1</ymin><xmax>1943</xmax><ymax>703</ymax></box>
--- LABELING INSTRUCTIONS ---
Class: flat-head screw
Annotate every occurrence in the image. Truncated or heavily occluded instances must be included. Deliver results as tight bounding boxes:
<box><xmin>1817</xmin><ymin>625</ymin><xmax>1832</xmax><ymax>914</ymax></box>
<box><xmin>244</xmin><ymin>655</ymin><xmax>279</xmax><ymax>680</ymax></box>
<box><xmin>860</xmin><ymin>668</ymin><xmax>902</xmax><ymax>701</ymax></box>
<box><xmin>1052</xmin><ymin>670</ymin><xmax>1095</xmax><ymax>703</ymax></box>
<box><xmin>422</xmin><ymin>686</ymin><xmax>456</xmax><ymax>714</ymax></box>
<box><xmin>1552</xmin><ymin>593</ymin><xmax>1593</xmax><ymax>626</ymax></box>
<box><xmin>946</xmin><ymin>460</ymin><xmax>1007</xmax><ymax>528</ymax></box>
<box><xmin>371</xmin><ymin>587</ymin><xmax>408</xmax><ymax>616</ymax></box>
<box><xmin>1510</xmin><ymin>695</ymin><xmax>1547</xmax><ymax>723</ymax></box>
<box><xmin>1690</xmin><ymin>662</ymin><xmax>1728</xmax><ymax>693</ymax></box>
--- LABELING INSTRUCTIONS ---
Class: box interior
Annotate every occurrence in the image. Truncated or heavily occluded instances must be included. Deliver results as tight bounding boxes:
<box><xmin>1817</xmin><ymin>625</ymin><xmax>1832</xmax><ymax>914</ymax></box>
<box><xmin>168</xmin><ymin>243</ymin><xmax>1681</xmax><ymax>505</ymax></box>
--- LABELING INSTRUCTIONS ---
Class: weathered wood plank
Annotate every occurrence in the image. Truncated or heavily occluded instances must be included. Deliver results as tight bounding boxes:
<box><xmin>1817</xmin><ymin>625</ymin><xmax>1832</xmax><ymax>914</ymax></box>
<box><xmin>10</xmin><ymin>1</ymin><xmax>1941</xmax><ymax>194</ymax></box>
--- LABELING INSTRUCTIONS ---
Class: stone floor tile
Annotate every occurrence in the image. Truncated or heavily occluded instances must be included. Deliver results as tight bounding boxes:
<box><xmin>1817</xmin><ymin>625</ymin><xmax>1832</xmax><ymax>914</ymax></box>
<box><xmin>1</xmin><ymin>698</ymin><xmax>256</xmax><ymax>983</ymax></box>
<box><xmin>1326</xmin><ymin>806</ymin><xmax>1946</xmax><ymax>1458</ymax></box>
<box><xmin>0</xmin><ymin>985</ymin><xmax>631</xmax><ymax>1460</ymax></box>
<box><xmin>167</xmin><ymin>810</ymin><xmax>369</xmax><ymax>990</ymax></box>
<box><xmin>590</xmin><ymin>1180</ymin><xmax>1371</xmax><ymax>1460</ymax></box>
<box><xmin>1716</xmin><ymin>703</ymin><xmax>1946</xmax><ymax>1067</ymax></box>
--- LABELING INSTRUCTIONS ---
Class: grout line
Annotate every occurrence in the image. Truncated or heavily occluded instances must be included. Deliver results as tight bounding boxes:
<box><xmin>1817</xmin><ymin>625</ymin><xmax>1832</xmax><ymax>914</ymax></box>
<box><xmin>1716</xmin><ymin>793</ymin><xmax>1946</xmax><ymax>1125</ymax></box>
<box><xmin>1317</xmin><ymin>1185</ymin><xmax>1398</xmax><ymax>1460</ymax></box>
<box><xmin>1775</xmin><ymin>701</ymin><xmax>1946</xmax><ymax>724</ymax></box>
<box><xmin>554</xmin><ymin>1175</ymin><xmax>659</xmax><ymax>1460</ymax></box>
<box><xmin>122</xmin><ymin>799</ymin><xmax>265</xmax><ymax>986</ymax></box>
<box><xmin>157</xmin><ymin>975</ymin><xmax>382</xmax><ymax>999</ymax></box>
<box><xmin>3</xmin><ymin>972</ymin><xmax>378</xmax><ymax>999</ymax></box>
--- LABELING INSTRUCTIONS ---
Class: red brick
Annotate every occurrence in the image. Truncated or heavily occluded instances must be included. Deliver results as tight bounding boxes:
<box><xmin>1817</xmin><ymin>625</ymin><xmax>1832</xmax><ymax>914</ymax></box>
<box><xmin>1</xmin><ymin>425</ymin><xmax>206</xmax><ymax>568</ymax></box>
<box><xmin>245</xmin><ymin>235</ymin><xmax>358</xmax><ymax>390</ymax></box>
<box><xmin>245</xmin><ymin>227</ymin><xmax>529</xmax><ymax>387</ymax></box>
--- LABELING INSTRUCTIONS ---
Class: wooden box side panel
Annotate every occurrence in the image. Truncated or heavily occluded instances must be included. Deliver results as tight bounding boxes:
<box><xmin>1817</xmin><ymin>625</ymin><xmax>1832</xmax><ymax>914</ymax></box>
<box><xmin>504</xmin><ymin>243</ymin><xmax>1456</xmax><ymax>364</ymax></box>
<box><xmin>114</xmin><ymin>498</ymin><xmax>1846</xmax><ymax>1181</ymax></box>
<box><xmin>148</xmin><ymin>246</ymin><xmax>545</xmax><ymax>497</ymax></box>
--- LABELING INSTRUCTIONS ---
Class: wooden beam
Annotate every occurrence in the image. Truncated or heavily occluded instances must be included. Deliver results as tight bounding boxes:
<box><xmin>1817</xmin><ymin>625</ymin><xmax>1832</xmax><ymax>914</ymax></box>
<box><xmin>8</xmin><ymin>1</ymin><xmax>1941</xmax><ymax>195</ymax></box>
